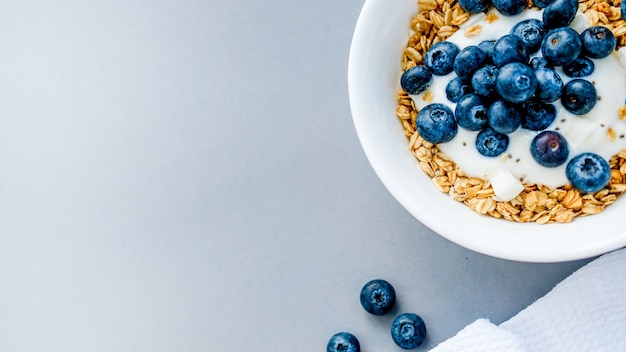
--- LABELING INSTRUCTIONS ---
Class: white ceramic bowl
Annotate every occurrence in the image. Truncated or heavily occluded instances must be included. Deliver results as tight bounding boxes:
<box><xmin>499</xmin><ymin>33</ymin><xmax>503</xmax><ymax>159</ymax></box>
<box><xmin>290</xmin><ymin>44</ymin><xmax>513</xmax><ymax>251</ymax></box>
<box><xmin>348</xmin><ymin>0</ymin><xmax>626</xmax><ymax>262</ymax></box>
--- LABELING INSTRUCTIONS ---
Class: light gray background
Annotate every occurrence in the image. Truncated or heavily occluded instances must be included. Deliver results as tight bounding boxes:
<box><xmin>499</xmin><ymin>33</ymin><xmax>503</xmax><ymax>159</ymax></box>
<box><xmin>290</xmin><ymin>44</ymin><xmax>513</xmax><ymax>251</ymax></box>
<box><xmin>0</xmin><ymin>1</ymin><xmax>591</xmax><ymax>351</ymax></box>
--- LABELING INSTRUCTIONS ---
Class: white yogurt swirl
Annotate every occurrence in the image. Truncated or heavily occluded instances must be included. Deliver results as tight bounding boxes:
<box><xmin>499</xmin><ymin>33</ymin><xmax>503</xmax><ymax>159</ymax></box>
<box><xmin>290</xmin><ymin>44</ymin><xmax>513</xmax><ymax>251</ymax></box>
<box><xmin>411</xmin><ymin>9</ymin><xmax>626</xmax><ymax>194</ymax></box>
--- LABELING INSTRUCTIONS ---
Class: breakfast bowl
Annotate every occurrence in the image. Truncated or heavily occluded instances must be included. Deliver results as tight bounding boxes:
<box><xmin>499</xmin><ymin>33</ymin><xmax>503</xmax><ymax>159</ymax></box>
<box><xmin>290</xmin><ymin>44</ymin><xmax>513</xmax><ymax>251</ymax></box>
<box><xmin>348</xmin><ymin>0</ymin><xmax>626</xmax><ymax>262</ymax></box>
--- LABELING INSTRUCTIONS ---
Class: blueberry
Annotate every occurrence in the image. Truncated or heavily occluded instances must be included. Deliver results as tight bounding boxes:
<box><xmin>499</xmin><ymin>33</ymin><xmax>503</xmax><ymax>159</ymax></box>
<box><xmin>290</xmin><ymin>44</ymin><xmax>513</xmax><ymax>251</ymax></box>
<box><xmin>561</xmin><ymin>79</ymin><xmax>597</xmax><ymax>115</ymax></box>
<box><xmin>391</xmin><ymin>313</ymin><xmax>427</xmax><ymax>350</ymax></box>
<box><xmin>416</xmin><ymin>103</ymin><xmax>458</xmax><ymax>143</ymax></box>
<box><xmin>453</xmin><ymin>45</ymin><xmax>487</xmax><ymax>79</ymax></box>
<box><xmin>622</xmin><ymin>0</ymin><xmax>626</xmax><ymax>21</ymax></box>
<box><xmin>528</xmin><ymin>57</ymin><xmax>553</xmax><ymax>70</ymax></box>
<box><xmin>495</xmin><ymin>62</ymin><xmax>537</xmax><ymax>103</ymax></box>
<box><xmin>566</xmin><ymin>153</ymin><xmax>611</xmax><ymax>193</ymax></box>
<box><xmin>521</xmin><ymin>100</ymin><xmax>557</xmax><ymax>130</ymax></box>
<box><xmin>492</xmin><ymin>0</ymin><xmax>526</xmax><ymax>15</ymax></box>
<box><xmin>541</xmin><ymin>27</ymin><xmax>582</xmax><ymax>66</ymax></box>
<box><xmin>401</xmin><ymin>65</ymin><xmax>433</xmax><ymax>95</ymax></box>
<box><xmin>478</xmin><ymin>40</ymin><xmax>496</xmax><ymax>64</ymax></box>
<box><xmin>510</xmin><ymin>19</ymin><xmax>545</xmax><ymax>53</ymax></box>
<box><xmin>534</xmin><ymin>67</ymin><xmax>563</xmax><ymax>102</ymax></box>
<box><xmin>580</xmin><ymin>26</ymin><xmax>616</xmax><ymax>59</ymax></box>
<box><xmin>425</xmin><ymin>42</ymin><xmax>460</xmax><ymax>76</ymax></box>
<box><xmin>327</xmin><ymin>332</ymin><xmax>360</xmax><ymax>352</ymax></box>
<box><xmin>542</xmin><ymin>0</ymin><xmax>578</xmax><ymax>29</ymax></box>
<box><xmin>475</xmin><ymin>127</ymin><xmax>509</xmax><ymax>157</ymax></box>
<box><xmin>445</xmin><ymin>77</ymin><xmax>474</xmax><ymax>103</ymax></box>
<box><xmin>530</xmin><ymin>130</ymin><xmax>569</xmax><ymax>167</ymax></box>
<box><xmin>562</xmin><ymin>57</ymin><xmax>595</xmax><ymax>77</ymax></box>
<box><xmin>533</xmin><ymin>0</ymin><xmax>555</xmax><ymax>8</ymax></box>
<box><xmin>471</xmin><ymin>65</ymin><xmax>499</xmax><ymax>97</ymax></box>
<box><xmin>360</xmin><ymin>279</ymin><xmax>396</xmax><ymax>316</ymax></box>
<box><xmin>492</xmin><ymin>35</ymin><xmax>530</xmax><ymax>68</ymax></box>
<box><xmin>458</xmin><ymin>0</ymin><xmax>491</xmax><ymax>13</ymax></box>
<box><xmin>488</xmin><ymin>100</ymin><xmax>522</xmax><ymax>134</ymax></box>
<box><xmin>455</xmin><ymin>94</ymin><xmax>489</xmax><ymax>131</ymax></box>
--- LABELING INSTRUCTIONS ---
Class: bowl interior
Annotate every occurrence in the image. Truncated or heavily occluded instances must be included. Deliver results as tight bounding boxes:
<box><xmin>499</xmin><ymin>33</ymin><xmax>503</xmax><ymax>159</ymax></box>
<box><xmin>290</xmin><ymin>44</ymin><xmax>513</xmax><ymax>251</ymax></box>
<box><xmin>348</xmin><ymin>0</ymin><xmax>626</xmax><ymax>262</ymax></box>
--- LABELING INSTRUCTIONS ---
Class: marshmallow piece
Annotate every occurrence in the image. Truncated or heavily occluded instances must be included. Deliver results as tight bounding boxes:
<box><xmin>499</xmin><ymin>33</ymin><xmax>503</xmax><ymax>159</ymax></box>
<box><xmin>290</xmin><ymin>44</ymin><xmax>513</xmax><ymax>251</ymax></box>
<box><xmin>569</xmin><ymin>11</ymin><xmax>590</xmax><ymax>32</ymax></box>
<box><xmin>559</xmin><ymin>117</ymin><xmax>596</xmax><ymax>149</ymax></box>
<box><xmin>491</xmin><ymin>169</ymin><xmax>524</xmax><ymax>201</ymax></box>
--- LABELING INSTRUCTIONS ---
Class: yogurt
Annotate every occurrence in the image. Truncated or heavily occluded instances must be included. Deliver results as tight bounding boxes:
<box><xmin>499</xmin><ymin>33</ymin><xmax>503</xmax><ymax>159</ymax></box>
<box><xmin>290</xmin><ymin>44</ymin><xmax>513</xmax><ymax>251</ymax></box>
<box><xmin>410</xmin><ymin>9</ymin><xmax>626</xmax><ymax>194</ymax></box>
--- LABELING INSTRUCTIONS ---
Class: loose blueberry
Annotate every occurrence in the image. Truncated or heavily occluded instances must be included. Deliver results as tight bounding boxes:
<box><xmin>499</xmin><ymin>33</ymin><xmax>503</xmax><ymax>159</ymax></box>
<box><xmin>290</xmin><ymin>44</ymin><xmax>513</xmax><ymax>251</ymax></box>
<box><xmin>528</xmin><ymin>56</ymin><xmax>553</xmax><ymax>70</ymax></box>
<box><xmin>492</xmin><ymin>34</ymin><xmax>530</xmax><ymax>68</ymax></box>
<box><xmin>488</xmin><ymin>100</ymin><xmax>522</xmax><ymax>134</ymax></box>
<box><xmin>566</xmin><ymin>153</ymin><xmax>611</xmax><ymax>193</ymax></box>
<box><xmin>580</xmin><ymin>26</ymin><xmax>616</xmax><ymax>59</ymax></box>
<box><xmin>360</xmin><ymin>279</ymin><xmax>396</xmax><ymax>316</ymax></box>
<box><xmin>541</xmin><ymin>27</ymin><xmax>582</xmax><ymax>66</ymax></box>
<box><xmin>327</xmin><ymin>332</ymin><xmax>360</xmax><ymax>352</ymax></box>
<box><xmin>542</xmin><ymin>0</ymin><xmax>578</xmax><ymax>29</ymax></box>
<box><xmin>424</xmin><ymin>42</ymin><xmax>460</xmax><ymax>76</ymax></box>
<box><xmin>561</xmin><ymin>79</ymin><xmax>597</xmax><ymax>115</ymax></box>
<box><xmin>458</xmin><ymin>0</ymin><xmax>491</xmax><ymax>13</ymax></box>
<box><xmin>455</xmin><ymin>94</ymin><xmax>490</xmax><ymax>131</ymax></box>
<box><xmin>534</xmin><ymin>67</ymin><xmax>563</xmax><ymax>102</ymax></box>
<box><xmin>533</xmin><ymin>0</ymin><xmax>555</xmax><ymax>8</ymax></box>
<box><xmin>493</xmin><ymin>0</ymin><xmax>526</xmax><ymax>15</ymax></box>
<box><xmin>416</xmin><ymin>103</ymin><xmax>458</xmax><ymax>143</ymax></box>
<box><xmin>521</xmin><ymin>100</ymin><xmax>557</xmax><ymax>130</ymax></box>
<box><xmin>446</xmin><ymin>77</ymin><xmax>474</xmax><ymax>103</ymax></box>
<box><xmin>478</xmin><ymin>40</ymin><xmax>496</xmax><ymax>64</ymax></box>
<box><xmin>475</xmin><ymin>127</ymin><xmax>509</xmax><ymax>157</ymax></box>
<box><xmin>530</xmin><ymin>130</ymin><xmax>569</xmax><ymax>167</ymax></box>
<box><xmin>562</xmin><ymin>57</ymin><xmax>595</xmax><ymax>77</ymax></box>
<box><xmin>510</xmin><ymin>19</ymin><xmax>545</xmax><ymax>53</ymax></box>
<box><xmin>400</xmin><ymin>65</ymin><xmax>433</xmax><ymax>95</ymax></box>
<box><xmin>622</xmin><ymin>0</ymin><xmax>626</xmax><ymax>21</ymax></box>
<box><xmin>453</xmin><ymin>45</ymin><xmax>487</xmax><ymax>79</ymax></box>
<box><xmin>471</xmin><ymin>65</ymin><xmax>499</xmax><ymax>97</ymax></box>
<box><xmin>495</xmin><ymin>62</ymin><xmax>538</xmax><ymax>103</ymax></box>
<box><xmin>391</xmin><ymin>313</ymin><xmax>427</xmax><ymax>350</ymax></box>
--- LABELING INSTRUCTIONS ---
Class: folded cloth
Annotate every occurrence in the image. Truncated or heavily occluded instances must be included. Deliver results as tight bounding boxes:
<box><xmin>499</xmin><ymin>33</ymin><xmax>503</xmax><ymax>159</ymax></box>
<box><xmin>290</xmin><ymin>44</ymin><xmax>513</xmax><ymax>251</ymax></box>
<box><xmin>429</xmin><ymin>319</ymin><xmax>527</xmax><ymax>352</ymax></box>
<box><xmin>430</xmin><ymin>247</ymin><xmax>626</xmax><ymax>352</ymax></box>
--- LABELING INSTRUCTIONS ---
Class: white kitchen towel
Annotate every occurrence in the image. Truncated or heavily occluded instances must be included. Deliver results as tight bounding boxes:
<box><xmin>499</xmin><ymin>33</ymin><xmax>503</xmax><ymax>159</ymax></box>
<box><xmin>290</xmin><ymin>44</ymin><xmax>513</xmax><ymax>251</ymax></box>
<box><xmin>431</xmin><ymin>247</ymin><xmax>626</xmax><ymax>352</ymax></box>
<box><xmin>429</xmin><ymin>319</ymin><xmax>527</xmax><ymax>352</ymax></box>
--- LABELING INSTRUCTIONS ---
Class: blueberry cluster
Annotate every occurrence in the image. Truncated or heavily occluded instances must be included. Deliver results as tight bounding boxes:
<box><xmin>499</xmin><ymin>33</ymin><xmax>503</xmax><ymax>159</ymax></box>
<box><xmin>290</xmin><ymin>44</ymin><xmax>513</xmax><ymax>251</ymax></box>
<box><xmin>400</xmin><ymin>0</ymin><xmax>618</xmax><ymax>193</ymax></box>
<box><xmin>327</xmin><ymin>279</ymin><xmax>427</xmax><ymax>351</ymax></box>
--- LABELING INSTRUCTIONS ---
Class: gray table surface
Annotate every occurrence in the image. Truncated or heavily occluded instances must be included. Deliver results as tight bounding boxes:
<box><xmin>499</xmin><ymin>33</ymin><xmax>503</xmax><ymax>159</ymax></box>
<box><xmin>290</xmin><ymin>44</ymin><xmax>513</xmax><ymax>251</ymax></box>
<box><xmin>0</xmin><ymin>1</ymin><xmax>592</xmax><ymax>351</ymax></box>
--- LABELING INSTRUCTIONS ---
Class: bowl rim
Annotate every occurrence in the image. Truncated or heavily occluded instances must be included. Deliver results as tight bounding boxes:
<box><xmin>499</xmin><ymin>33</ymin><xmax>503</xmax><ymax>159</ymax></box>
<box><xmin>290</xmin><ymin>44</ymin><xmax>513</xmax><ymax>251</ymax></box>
<box><xmin>348</xmin><ymin>0</ymin><xmax>626</xmax><ymax>262</ymax></box>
